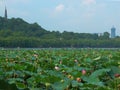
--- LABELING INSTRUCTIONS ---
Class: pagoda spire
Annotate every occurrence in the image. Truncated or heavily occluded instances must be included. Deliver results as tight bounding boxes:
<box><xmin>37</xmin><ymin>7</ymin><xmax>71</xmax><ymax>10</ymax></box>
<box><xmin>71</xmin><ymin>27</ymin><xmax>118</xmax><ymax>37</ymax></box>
<box><xmin>4</xmin><ymin>6</ymin><xmax>7</xmax><ymax>19</ymax></box>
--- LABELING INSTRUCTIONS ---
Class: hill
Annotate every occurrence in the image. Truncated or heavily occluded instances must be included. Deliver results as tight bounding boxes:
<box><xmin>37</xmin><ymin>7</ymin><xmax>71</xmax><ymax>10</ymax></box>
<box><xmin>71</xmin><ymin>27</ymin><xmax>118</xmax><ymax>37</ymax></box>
<box><xmin>0</xmin><ymin>16</ymin><xmax>119</xmax><ymax>48</ymax></box>
<box><xmin>0</xmin><ymin>17</ymin><xmax>50</xmax><ymax>37</ymax></box>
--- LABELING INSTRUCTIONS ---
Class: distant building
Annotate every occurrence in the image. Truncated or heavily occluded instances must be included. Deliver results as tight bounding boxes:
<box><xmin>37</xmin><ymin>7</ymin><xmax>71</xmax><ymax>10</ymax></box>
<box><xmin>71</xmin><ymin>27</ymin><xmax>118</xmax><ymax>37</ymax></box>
<box><xmin>111</xmin><ymin>26</ymin><xmax>116</xmax><ymax>38</ymax></box>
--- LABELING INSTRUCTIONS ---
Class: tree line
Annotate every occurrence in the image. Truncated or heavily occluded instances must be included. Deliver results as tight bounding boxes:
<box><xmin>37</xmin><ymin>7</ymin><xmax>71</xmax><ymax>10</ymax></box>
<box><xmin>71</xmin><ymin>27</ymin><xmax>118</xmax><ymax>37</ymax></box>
<box><xmin>0</xmin><ymin>16</ymin><xmax>120</xmax><ymax>48</ymax></box>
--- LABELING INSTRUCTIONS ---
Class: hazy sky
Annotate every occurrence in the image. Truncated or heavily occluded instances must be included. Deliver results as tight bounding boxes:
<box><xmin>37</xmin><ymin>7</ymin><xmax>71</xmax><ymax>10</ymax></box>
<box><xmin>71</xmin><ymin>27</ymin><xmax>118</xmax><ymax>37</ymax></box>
<box><xmin>0</xmin><ymin>0</ymin><xmax>120</xmax><ymax>35</ymax></box>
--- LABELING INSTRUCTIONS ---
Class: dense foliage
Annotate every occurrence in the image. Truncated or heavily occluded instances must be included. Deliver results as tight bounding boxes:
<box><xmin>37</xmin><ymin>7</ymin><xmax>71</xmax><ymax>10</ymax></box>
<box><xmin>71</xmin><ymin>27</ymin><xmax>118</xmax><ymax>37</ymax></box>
<box><xmin>0</xmin><ymin>16</ymin><xmax>120</xmax><ymax>48</ymax></box>
<box><xmin>0</xmin><ymin>49</ymin><xmax>120</xmax><ymax>90</ymax></box>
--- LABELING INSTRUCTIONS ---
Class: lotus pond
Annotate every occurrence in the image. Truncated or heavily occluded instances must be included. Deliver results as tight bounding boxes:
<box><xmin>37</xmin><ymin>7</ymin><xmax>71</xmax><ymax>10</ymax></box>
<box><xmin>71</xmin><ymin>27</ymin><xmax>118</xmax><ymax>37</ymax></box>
<box><xmin>0</xmin><ymin>48</ymin><xmax>120</xmax><ymax>90</ymax></box>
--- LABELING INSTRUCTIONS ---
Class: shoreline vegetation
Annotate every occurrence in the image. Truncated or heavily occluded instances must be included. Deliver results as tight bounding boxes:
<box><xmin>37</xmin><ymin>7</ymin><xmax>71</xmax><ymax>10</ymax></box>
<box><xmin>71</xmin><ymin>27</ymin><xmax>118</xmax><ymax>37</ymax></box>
<box><xmin>0</xmin><ymin>16</ymin><xmax>120</xmax><ymax>48</ymax></box>
<box><xmin>0</xmin><ymin>47</ymin><xmax>120</xmax><ymax>51</ymax></box>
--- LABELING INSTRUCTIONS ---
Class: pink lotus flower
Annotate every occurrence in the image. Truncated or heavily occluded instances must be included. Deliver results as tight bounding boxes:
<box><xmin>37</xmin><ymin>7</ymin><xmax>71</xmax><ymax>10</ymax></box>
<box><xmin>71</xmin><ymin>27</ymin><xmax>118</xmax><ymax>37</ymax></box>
<box><xmin>114</xmin><ymin>74</ymin><xmax>120</xmax><ymax>78</ymax></box>
<box><xmin>82</xmin><ymin>69</ymin><xmax>86</xmax><ymax>75</ymax></box>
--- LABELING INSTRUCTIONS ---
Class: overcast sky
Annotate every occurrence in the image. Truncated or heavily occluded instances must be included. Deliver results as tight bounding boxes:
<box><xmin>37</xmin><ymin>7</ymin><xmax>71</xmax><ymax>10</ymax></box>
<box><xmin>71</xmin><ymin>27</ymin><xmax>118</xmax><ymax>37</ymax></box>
<box><xmin>0</xmin><ymin>0</ymin><xmax>120</xmax><ymax>35</ymax></box>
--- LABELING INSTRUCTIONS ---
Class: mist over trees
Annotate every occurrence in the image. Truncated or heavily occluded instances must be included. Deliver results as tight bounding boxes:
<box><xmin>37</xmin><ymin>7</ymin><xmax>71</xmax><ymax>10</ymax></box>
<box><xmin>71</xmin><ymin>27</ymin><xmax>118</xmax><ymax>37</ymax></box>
<box><xmin>0</xmin><ymin>16</ymin><xmax>120</xmax><ymax>48</ymax></box>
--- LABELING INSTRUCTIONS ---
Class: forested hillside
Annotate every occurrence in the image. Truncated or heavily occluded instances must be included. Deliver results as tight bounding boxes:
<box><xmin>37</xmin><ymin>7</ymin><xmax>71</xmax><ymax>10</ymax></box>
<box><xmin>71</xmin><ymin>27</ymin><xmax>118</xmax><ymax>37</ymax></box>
<box><xmin>0</xmin><ymin>16</ymin><xmax>120</xmax><ymax>48</ymax></box>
